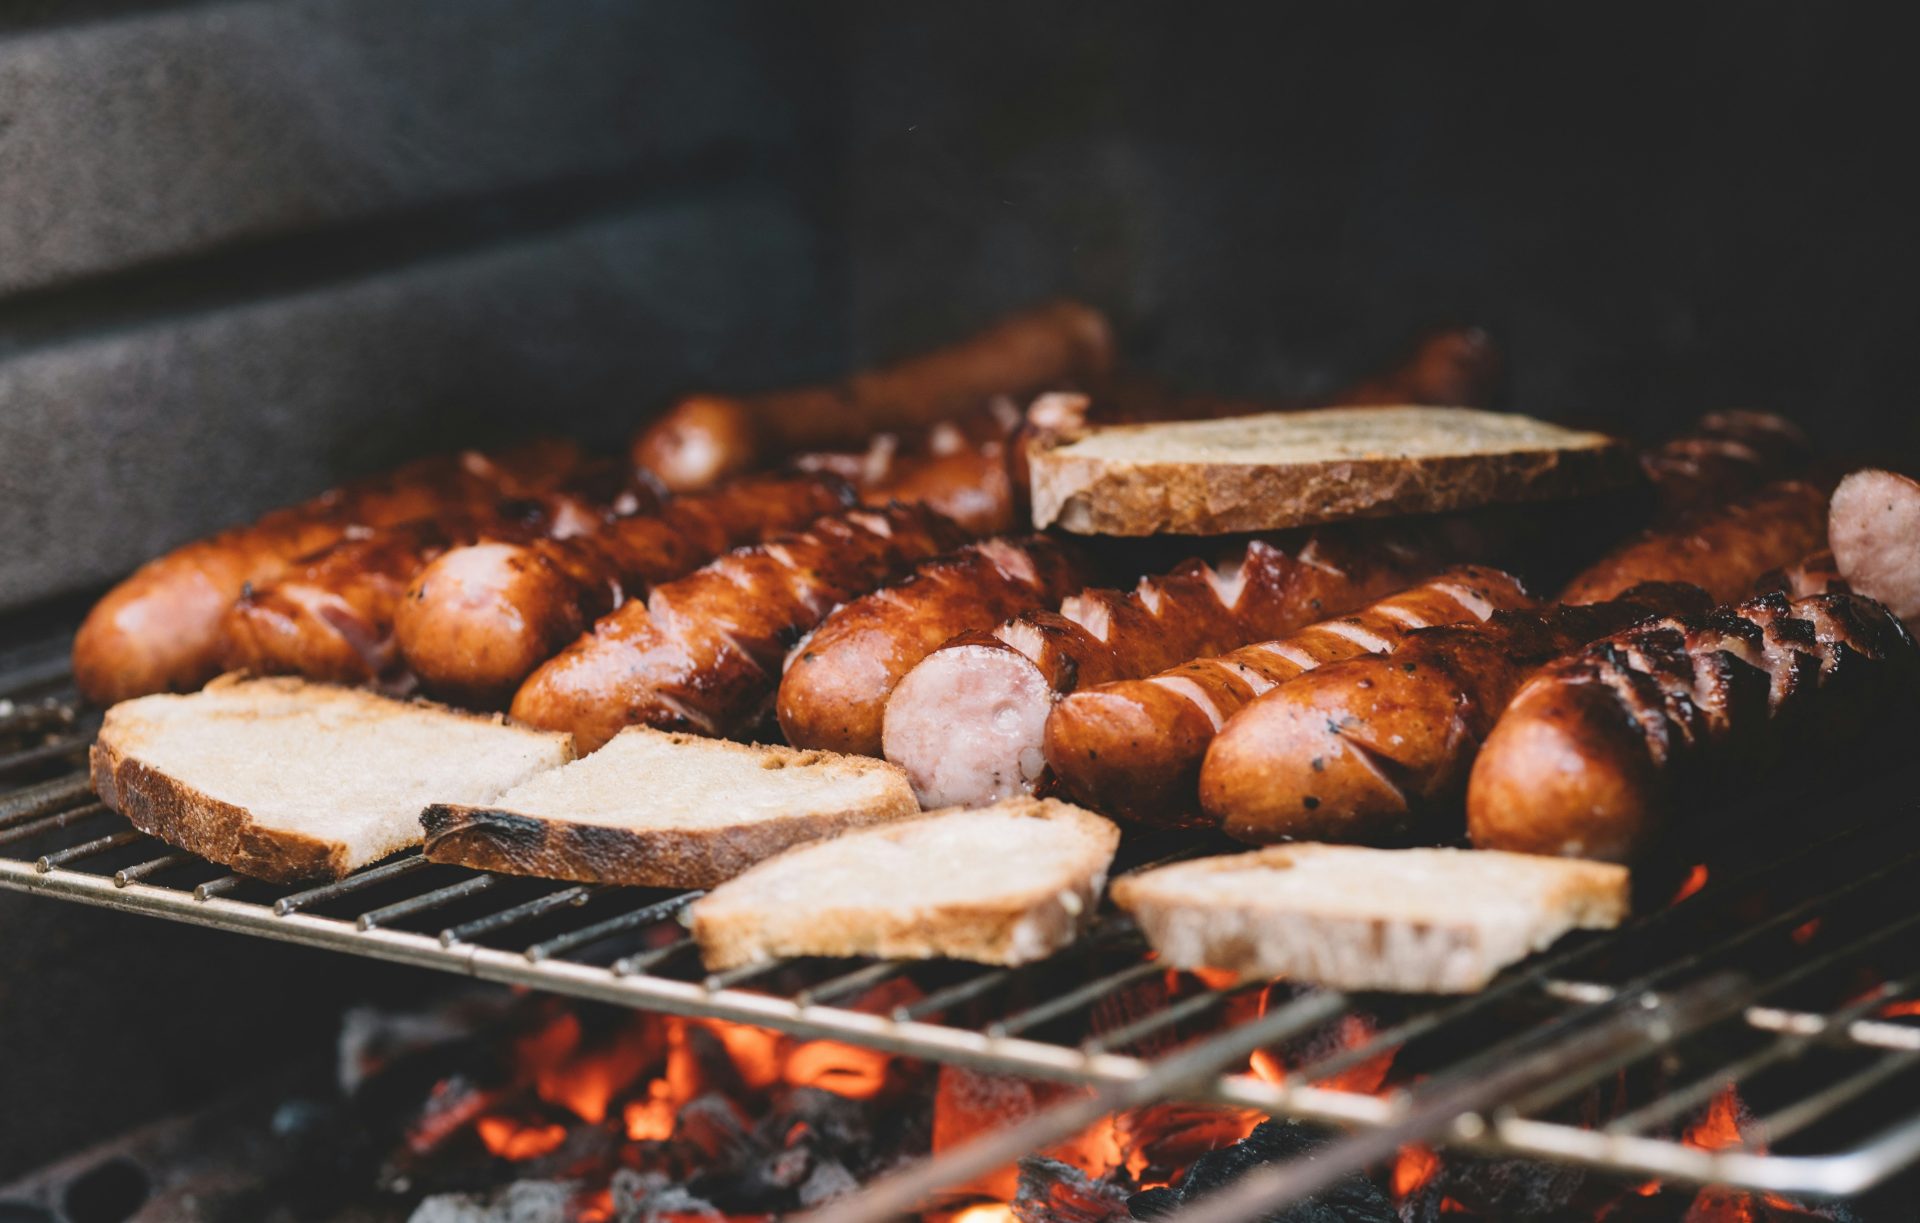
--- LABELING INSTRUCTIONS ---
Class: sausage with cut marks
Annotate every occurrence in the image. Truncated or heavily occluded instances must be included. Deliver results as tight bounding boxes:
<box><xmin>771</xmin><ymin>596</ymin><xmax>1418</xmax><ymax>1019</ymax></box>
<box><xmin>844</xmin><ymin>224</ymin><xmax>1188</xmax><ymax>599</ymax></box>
<box><xmin>397</xmin><ymin>475</ymin><xmax>852</xmax><ymax>706</ymax></box>
<box><xmin>512</xmin><ymin>503</ymin><xmax>971</xmax><ymax>750</ymax></box>
<box><xmin>1043</xmin><ymin>566</ymin><xmax>1533</xmax><ymax>826</ymax></box>
<box><xmin>1197</xmin><ymin>582</ymin><xmax>1714</xmax><ymax>845</ymax></box>
<box><xmin>1639</xmin><ymin>410</ymin><xmax>1812</xmax><ymax>517</ymax></box>
<box><xmin>882</xmin><ymin>526</ymin><xmax>1440</xmax><ymax>809</ymax></box>
<box><xmin>1559</xmin><ymin>480</ymin><xmax>1827</xmax><ymax>605</ymax></box>
<box><xmin>776</xmin><ymin>535</ymin><xmax>1098</xmax><ymax>757</ymax></box>
<box><xmin>1468</xmin><ymin>592</ymin><xmax>1919</xmax><ymax>863</ymax></box>
<box><xmin>70</xmin><ymin>440</ymin><xmax>589</xmax><ymax>705</ymax></box>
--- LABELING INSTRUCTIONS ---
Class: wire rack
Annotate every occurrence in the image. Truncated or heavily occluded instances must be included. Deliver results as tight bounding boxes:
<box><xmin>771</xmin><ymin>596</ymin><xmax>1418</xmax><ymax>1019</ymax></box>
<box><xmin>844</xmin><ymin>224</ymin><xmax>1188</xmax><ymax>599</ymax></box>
<box><xmin>8</xmin><ymin>638</ymin><xmax>1920</xmax><ymax>1217</ymax></box>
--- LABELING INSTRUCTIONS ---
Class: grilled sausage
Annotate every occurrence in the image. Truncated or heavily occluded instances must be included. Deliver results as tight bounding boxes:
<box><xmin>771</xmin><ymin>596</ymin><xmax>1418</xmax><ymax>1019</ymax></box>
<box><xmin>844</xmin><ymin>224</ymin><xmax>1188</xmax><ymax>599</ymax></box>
<box><xmin>1828</xmin><ymin>469</ymin><xmax>1920</xmax><ymax>628</ymax></box>
<box><xmin>629</xmin><ymin>301</ymin><xmax>1113</xmax><ymax>491</ymax></box>
<box><xmin>511</xmin><ymin>504</ymin><xmax>971</xmax><ymax>750</ymax></box>
<box><xmin>1468</xmin><ymin>592</ymin><xmax>1920</xmax><ymax>862</ymax></box>
<box><xmin>881</xmin><ymin>527</ymin><xmax>1440</xmax><ymax>809</ymax></box>
<box><xmin>396</xmin><ymin>475</ymin><xmax>852</xmax><ymax>707</ymax></box>
<box><xmin>776</xmin><ymin>535</ymin><xmax>1097</xmax><ymax>757</ymax></box>
<box><xmin>1043</xmin><ymin>566</ymin><xmax>1534</xmax><ymax>826</ymax></box>
<box><xmin>1559</xmin><ymin>480</ymin><xmax>1828</xmax><ymax>606</ymax></box>
<box><xmin>1640</xmin><ymin>410</ymin><xmax>1812</xmax><ymax>517</ymax></box>
<box><xmin>1197</xmin><ymin>583</ymin><xmax>1714</xmax><ymax>845</ymax></box>
<box><xmin>1337</xmin><ymin>326</ymin><xmax>1503</xmax><ymax>408</ymax></box>
<box><xmin>70</xmin><ymin>440</ymin><xmax>589</xmax><ymax>705</ymax></box>
<box><xmin>1757</xmin><ymin>550</ymin><xmax>1845</xmax><ymax>600</ymax></box>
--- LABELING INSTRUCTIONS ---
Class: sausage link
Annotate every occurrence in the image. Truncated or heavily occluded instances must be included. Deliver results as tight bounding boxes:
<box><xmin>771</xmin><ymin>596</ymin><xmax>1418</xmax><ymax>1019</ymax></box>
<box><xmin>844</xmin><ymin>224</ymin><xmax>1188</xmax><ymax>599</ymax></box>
<box><xmin>1197</xmin><ymin>582</ymin><xmax>1714</xmax><ymax>845</ymax></box>
<box><xmin>511</xmin><ymin>504</ymin><xmax>971</xmax><ymax>749</ymax></box>
<box><xmin>1640</xmin><ymin>410</ymin><xmax>1812</xmax><ymax>517</ymax></box>
<box><xmin>881</xmin><ymin>526</ymin><xmax>1439</xmax><ymax>809</ymax></box>
<box><xmin>1559</xmin><ymin>480</ymin><xmax>1828</xmax><ymax>605</ymax></box>
<box><xmin>1335</xmin><ymin>326</ymin><xmax>1503</xmax><ymax>408</ymax></box>
<box><xmin>397</xmin><ymin>475</ymin><xmax>852</xmax><ymax>707</ymax></box>
<box><xmin>70</xmin><ymin>440</ymin><xmax>589</xmax><ymax>705</ymax></box>
<box><xmin>1829</xmin><ymin>468</ymin><xmax>1920</xmax><ymax>627</ymax></box>
<box><xmin>1468</xmin><ymin>592</ymin><xmax>1919</xmax><ymax>862</ymax></box>
<box><xmin>630</xmin><ymin>301</ymin><xmax>1112</xmax><ymax>491</ymax></box>
<box><xmin>776</xmin><ymin>535</ymin><xmax>1097</xmax><ymax>757</ymax></box>
<box><xmin>1043</xmin><ymin>566</ymin><xmax>1534</xmax><ymax>826</ymax></box>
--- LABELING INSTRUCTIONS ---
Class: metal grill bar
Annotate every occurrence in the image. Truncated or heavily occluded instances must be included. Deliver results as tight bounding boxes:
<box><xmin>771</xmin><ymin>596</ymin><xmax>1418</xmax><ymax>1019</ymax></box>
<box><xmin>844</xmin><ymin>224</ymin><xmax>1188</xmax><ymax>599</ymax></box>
<box><xmin>8</xmin><ymin>653</ymin><xmax>1920</xmax><ymax>1213</ymax></box>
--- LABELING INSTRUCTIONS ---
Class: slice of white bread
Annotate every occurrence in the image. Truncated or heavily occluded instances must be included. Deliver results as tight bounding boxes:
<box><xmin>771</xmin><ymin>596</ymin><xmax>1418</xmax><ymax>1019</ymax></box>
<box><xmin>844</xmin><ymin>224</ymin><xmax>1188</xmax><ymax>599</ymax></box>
<box><xmin>1028</xmin><ymin>405</ymin><xmax>1634</xmax><ymax>535</ymax></box>
<box><xmin>690</xmin><ymin>798</ymin><xmax>1121</xmax><ymax>969</ymax></box>
<box><xmin>1111</xmin><ymin>844</ymin><xmax>1629</xmax><ymax>993</ymax></box>
<box><xmin>421</xmin><ymin>727</ymin><xmax>919</xmax><ymax>888</ymax></box>
<box><xmin>90</xmin><ymin>675</ymin><xmax>573</xmax><ymax>882</ymax></box>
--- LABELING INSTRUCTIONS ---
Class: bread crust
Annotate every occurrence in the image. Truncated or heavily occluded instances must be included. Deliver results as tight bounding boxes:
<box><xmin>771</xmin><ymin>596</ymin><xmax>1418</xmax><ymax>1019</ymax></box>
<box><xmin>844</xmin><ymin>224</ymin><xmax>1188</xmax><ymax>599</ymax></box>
<box><xmin>419</xmin><ymin>795</ymin><xmax>917</xmax><ymax>889</ymax></box>
<box><xmin>690</xmin><ymin>799</ymin><xmax>1120</xmax><ymax>970</ymax></box>
<box><xmin>1029</xmin><ymin>410</ymin><xmax>1634</xmax><ymax>536</ymax></box>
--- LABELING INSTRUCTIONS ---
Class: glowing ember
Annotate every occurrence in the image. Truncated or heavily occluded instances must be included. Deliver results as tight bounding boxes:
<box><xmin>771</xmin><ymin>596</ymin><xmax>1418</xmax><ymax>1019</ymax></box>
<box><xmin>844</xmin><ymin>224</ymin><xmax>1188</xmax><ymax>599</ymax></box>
<box><xmin>1393</xmin><ymin>1144</ymin><xmax>1441</xmax><ymax>1197</ymax></box>
<box><xmin>1880</xmin><ymin>999</ymin><xmax>1920</xmax><ymax>1018</ymax></box>
<box><xmin>1790</xmin><ymin>918</ymin><xmax>1820</xmax><ymax>945</ymax></box>
<box><xmin>1671</xmin><ymin>864</ymin><xmax>1710</xmax><ymax>905</ymax></box>
<box><xmin>623</xmin><ymin>1078</ymin><xmax>677</xmax><ymax>1141</ymax></box>
<box><xmin>949</xmin><ymin>1205</ymin><xmax>1018</xmax><ymax>1223</ymax></box>
<box><xmin>475</xmin><ymin>1115</ymin><xmax>568</xmax><ymax>1160</ymax></box>
<box><xmin>1684</xmin><ymin>1085</ymin><xmax>1754</xmax><ymax>1152</ymax></box>
<box><xmin>786</xmin><ymin>1039</ymin><xmax>892</xmax><ymax>1099</ymax></box>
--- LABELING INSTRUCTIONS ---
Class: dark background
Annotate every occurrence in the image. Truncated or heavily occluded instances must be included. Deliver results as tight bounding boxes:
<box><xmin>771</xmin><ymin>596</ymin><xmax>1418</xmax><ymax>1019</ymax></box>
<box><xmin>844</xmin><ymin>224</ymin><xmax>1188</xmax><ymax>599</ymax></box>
<box><xmin>1</xmin><ymin>1</ymin><xmax>1916</xmax><ymax>1175</ymax></box>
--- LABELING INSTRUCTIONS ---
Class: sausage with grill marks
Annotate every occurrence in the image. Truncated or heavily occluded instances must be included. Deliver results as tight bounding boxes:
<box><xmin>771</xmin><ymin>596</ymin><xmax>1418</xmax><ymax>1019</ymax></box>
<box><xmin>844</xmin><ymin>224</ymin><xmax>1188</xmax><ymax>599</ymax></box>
<box><xmin>70</xmin><ymin>440</ymin><xmax>590</xmax><ymax>705</ymax></box>
<box><xmin>881</xmin><ymin>527</ymin><xmax>1439</xmax><ymax>809</ymax></box>
<box><xmin>1468</xmin><ymin>592</ymin><xmax>1920</xmax><ymax>863</ymax></box>
<box><xmin>1559</xmin><ymin>480</ymin><xmax>1828</xmax><ymax>606</ymax></box>
<box><xmin>630</xmin><ymin>301</ymin><xmax>1113</xmax><ymax>491</ymax></box>
<box><xmin>511</xmin><ymin>503</ymin><xmax>972</xmax><ymax>750</ymax></box>
<box><xmin>1197</xmin><ymin>583</ymin><xmax>1715</xmax><ymax>845</ymax></box>
<box><xmin>1042</xmin><ymin>566</ymin><xmax>1534</xmax><ymax>826</ymax></box>
<box><xmin>776</xmin><ymin>535</ymin><xmax>1098</xmax><ymax>757</ymax></box>
<box><xmin>396</xmin><ymin>475</ymin><xmax>853</xmax><ymax>707</ymax></box>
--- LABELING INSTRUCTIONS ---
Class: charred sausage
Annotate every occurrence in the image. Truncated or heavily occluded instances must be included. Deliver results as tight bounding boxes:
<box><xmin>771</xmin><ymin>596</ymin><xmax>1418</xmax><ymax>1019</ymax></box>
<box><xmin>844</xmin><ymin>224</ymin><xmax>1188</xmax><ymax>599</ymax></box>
<box><xmin>1043</xmin><ymin>566</ymin><xmax>1534</xmax><ymax>826</ymax></box>
<box><xmin>70</xmin><ymin>440</ymin><xmax>589</xmax><ymax>705</ymax></box>
<box><xmin>511</xmin><ymin>504</ymin><xmax>971</xmax><ymax>749</ymax></box>
<box><xmin>776</xmin><ymin>535</ymin><xmax>1098</xmax><ymax>757</ymax></box>
<box><xmin>1828</xmin><ymin>468</ymin><xmax>1920</xmax><ymax>628</ymax></box>
<box><xmin>629</xmin><ymin>301</ymin><xmax>1113</xmax><ymax>491</ymax></box>
<box><xmin>1467</xmin><ymin>592</ymin><xmax>1919</xmax><ymax>862</ymax></box>
<box><xmin>1640</xmin><ymin>410</ymin><xmax>1812</xmax><ymax>517</ymax></box>
<box><xmin>1559</xmin><ymin>480</ymin><xmax>1828</xmax><ymax>605</ymax></box>
<box><xmin>881</xmin><ymin>526</ymin><xmax>1440</xmax><ymax>809</ymax></box>
<box><xmin>1197</xmin><ymin>583</ymin><xmax>1714</xmax><ymax>845</ymax></box>
<box><xmin>396</xmin><ymin>475</ymin><xmax>852</xmax><ymax>707</ymax></box>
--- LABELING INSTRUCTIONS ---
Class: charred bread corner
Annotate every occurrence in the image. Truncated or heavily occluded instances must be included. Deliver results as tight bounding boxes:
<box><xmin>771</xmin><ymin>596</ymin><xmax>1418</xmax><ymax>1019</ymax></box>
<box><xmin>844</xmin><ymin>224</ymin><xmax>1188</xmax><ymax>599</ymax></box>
<box><xmin>420</xmin><ymin>727</ymin><xmax>918</xmax><ymax>888</ymax></box>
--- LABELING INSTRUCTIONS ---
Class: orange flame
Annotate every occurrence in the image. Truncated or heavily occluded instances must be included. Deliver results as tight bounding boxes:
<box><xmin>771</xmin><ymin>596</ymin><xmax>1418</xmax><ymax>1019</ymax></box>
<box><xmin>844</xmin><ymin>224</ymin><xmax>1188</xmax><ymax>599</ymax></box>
<box><xmin>1393</xmin><ymin>1144</ymin><xmax>1441</xmax><ymax>1197</ymax></box>
<box><xmin>475</xmin><ymin>1115</ymin><xmax>568</xmax><ymax>1160</ymax></box>
<box><xmin>1790</xmin><ymin>919</ymin><xmax>1820</xmax><ymax>945</ymax></box>
<box><xmin>1684</xmin><ymin>1086</ymin><xmax>1751</xmax><ymax>1152</ymax></box>
<box><xmin>1881</xmin><ymin>999</ymin><xmax>1920</xmax><ymax>1018</ymax></box>
<box><xmin>1671</xmin><ymin>864</ymin><xmax>1710</xmax><ymax>905</ymax></box>
<box><xmin>785</xmin><ymin>1039</ymin><xmax>892</xmax><ymax>1100</ymax></box>
<box><xmin>950</xmin><ymin>1207</ymin><xmax>1017</xmax><ymax>1223</ymax></box>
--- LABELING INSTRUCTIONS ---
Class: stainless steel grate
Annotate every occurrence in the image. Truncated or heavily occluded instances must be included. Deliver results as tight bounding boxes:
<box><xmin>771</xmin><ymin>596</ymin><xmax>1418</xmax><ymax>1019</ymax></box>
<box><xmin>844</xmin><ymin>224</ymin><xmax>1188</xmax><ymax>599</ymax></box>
<box><xmin>9</xmin><ymin>642</ymin><xmax>1920</xmax><ymax>1218</ymax></box>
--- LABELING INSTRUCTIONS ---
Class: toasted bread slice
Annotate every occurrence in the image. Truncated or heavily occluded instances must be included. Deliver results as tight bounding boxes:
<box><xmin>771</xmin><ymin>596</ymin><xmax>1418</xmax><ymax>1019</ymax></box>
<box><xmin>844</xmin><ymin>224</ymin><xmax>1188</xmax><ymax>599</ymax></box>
<box><xmin>689</xmin><ymin>798</ymin><xmax>1120</xmax><ymax>969</ymax></box>
<box><xmin>421</xmin><ymin>727</ymin><xmax>918</xmax><ymax>887</ymax></box>
<box><xmin>90</xmin><ymin>675</ymin><xmax>572</xmax><ymax>882</ymax></box>
<box><xmin>1112</xmin><ymin>844</ymin><xmax>1628</xmax><ymax>993</ymax></box>
<box><xmin>1028</xmin><ymin>405</ymin><xmax>1634</xmax><ymax>535</ymax></box>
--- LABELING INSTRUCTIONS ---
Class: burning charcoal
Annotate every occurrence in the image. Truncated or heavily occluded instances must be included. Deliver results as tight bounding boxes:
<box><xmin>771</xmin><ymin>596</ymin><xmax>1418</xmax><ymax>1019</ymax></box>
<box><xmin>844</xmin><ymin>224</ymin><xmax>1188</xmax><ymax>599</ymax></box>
<box><xmin>1117</xmin><ymin>1104</ymin><xmax>1263</xmax><ymax>1187</ymax></box>
<box><xmin>612</xmin><ymin>1168</ymin><xmax>725</xmax><ymax>1223</ymax></box>
<box><xmin>797</xmin><ymin>1159</ymin><xmax>860</xmax><ymax>1207</ymax></box>
<box><xmin>674</xmin><ymin>1094</ymin><xmax>761</xmax><ymax>1168</ymax></box>
<box><xmin>408</xmin><ymin>1179</ymin><xmax>584</xmax><ymax>1223</ymax></box>
<box><xmin>1128</xmin><ymin>1120</ymin><xmax>1395</xmax><ymax>1223</ymax></box>
<box><xmin>1013</xmin><ymin>1156</ymin><xmax>1135</xmax><ymax>1223</ymax></box>
<box><xmin>1400</xmin><ymin>1153</ymin><xmax>1584</xmax><ymax>1222</ymax></box>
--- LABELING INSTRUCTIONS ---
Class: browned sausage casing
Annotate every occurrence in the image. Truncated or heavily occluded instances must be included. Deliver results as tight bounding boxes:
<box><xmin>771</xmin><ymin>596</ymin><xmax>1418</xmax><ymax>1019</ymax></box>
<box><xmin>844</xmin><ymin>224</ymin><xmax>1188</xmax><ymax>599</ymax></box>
<box><xmin>630</xmin><ymin>301</ymin><xmax>1113</xmax><ymax>491</ymax></box>
<box><xmin>396</xmin><ymin>475</ymin><xmax>852</xmax><ymax>707</ymax></box>
<box><xmin>1640</xmin><ymin>410</ymin><xmax>1812</xmax><ymax>517</ymax></box>
<box><xmin>70</xmin><ymin>440</ymin><xmax>589</xmax><ymax>705</ymax></box>
<box><xmin>1468</xmin><ymin>592</ymin><xmax>1919</xmax><ymax>863</ymax></box>
<box><xmin>1043</xmin><ymin>566</ymin><xmax>1534</xmax><ymax>827</ymax></box>
<box><xmin>881</xmin><ymin>526</ymin><xmax>1440</xmax><ymax>809</ymax></box>
<box><xmin>511</xmin><ymin>504</ymin><xmax>971</xmax><ymax>750</ymax></box>
<box><xmin>1559</xmin><ymin>480</ymin><xmax>1828</xmax><ymax>606</ymax></box>
<box><xmin>775</xmin><ymin>535</ymin><xmax>1098</xmax><ymax>757</ymax></box>
<box><xmin>1197</xmin><ymin>583</ymin><xmax>1715</xmax><ymax>845</ymax></box>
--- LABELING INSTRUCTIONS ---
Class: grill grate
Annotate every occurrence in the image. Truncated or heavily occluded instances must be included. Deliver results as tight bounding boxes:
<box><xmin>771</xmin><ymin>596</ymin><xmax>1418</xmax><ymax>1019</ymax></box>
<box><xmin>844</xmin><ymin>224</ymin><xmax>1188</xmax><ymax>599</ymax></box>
<box><xmin>9</xmin><ymin>643</ymin><xmax>1920</xmax><ymax>1216</ymax></box>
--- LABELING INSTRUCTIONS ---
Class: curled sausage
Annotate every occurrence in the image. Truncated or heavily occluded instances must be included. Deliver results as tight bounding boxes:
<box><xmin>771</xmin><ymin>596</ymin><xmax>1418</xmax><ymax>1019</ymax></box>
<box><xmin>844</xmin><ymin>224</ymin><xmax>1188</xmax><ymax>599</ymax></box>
<box><xmin>1828</xmin><ymin>468</ymin><xmax>1920</xmax><ymax>628</ymax></box>
<box><xmin>397</xmin><ymin>475</ymin><xmax>852</xmax><ymax>707</ymax></box>
<box><xmin>1197</xmin><ymin>583</ymin><xmax>1714</xmax><ymax>845</ymax></box>
<box><xmin>1043</xmin><ymin>566</ymin><xmax>1534</xmax><ymax>826</ymax></box>
<box><xmin>1467</xmin><ymin>592</ymin><xmax>1919</xmax><ymax>862</ymax></box>
<box><xmin>511</xmin><ymin>504</ymin><xmax>971</xmax><ymax>750</ymax></box>
<box><xmin>70</xmin><ymin>440</ymin><xmax>589</xmax><ymax>705</ymax></box>
<box><xmin>776</xmin><ymin>535</ymin><xmax>1097</xmax><ymax>757</ymax></box>
<box><xmin>1559</xmin><ymin>480</ymin><xmax>1828</xmax><ymax>606</ymax></box>
<box><xmin>881</xmin><ymin>526</ymin><xmax>1439</xmax><ymax>809</ymax></box>
<box><xmin>630</xmin><ymin>301</ymin><xmax>1113</xmax><ymax>491</ymax></box>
